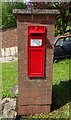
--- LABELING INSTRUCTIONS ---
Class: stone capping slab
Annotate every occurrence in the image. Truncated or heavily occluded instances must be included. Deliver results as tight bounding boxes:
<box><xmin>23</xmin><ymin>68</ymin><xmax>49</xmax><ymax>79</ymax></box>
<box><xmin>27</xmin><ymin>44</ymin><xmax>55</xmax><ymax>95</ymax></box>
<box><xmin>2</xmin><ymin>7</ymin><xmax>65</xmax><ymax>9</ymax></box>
<box><xmin>13</xmin><ymin>9</ymin><xmax>60</xmax><ymax>15</ymax></box>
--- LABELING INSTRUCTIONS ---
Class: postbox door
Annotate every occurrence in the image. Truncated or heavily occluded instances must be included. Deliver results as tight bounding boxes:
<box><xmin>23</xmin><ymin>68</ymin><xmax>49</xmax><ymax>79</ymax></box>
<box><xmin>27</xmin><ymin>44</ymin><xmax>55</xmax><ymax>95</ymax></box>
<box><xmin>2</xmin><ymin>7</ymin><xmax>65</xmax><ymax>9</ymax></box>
<box><xmin>28</xmin><ymin>26</ymin><xmax>46</xmax><ymax>77</ymax></box>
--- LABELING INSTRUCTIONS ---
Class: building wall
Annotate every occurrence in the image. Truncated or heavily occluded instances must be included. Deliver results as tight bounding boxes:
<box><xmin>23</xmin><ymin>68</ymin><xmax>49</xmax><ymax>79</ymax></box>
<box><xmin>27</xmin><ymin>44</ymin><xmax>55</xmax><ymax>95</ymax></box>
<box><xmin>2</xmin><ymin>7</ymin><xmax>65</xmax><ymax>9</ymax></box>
<box><xmin>0</xmin><ymin>27</ymin><xmax>18</xmax><ymax>56</ymax></box>
<box><xmin>0</xmin><ymin>27</ymin><xmax>18</xmax><ymax>49</ymax></box>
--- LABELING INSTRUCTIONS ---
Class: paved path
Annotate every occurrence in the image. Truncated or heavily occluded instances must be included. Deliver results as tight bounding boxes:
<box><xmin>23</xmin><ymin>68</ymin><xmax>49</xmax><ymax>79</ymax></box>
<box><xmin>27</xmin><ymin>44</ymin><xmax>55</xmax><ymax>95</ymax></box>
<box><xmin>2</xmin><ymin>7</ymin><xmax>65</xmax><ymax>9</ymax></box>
<box><xmin>0</xmin><ymin>57</ymin><xmax>18</xmax><ymax>63</ymax></box>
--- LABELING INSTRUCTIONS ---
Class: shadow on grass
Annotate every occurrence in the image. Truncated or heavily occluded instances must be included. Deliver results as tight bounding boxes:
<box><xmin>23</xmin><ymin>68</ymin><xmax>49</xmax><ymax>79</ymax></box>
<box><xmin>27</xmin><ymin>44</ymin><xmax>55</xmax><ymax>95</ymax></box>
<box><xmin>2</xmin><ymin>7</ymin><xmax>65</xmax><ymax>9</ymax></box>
<box><xmin>51</xmin><ymin>80</ymin><xmax>71</xmax><ymax>111</ymax></box>
<box><xmin>16</xmin><ymin>80</ymin><xmax>71</xmax><ymax>119</ymax></box>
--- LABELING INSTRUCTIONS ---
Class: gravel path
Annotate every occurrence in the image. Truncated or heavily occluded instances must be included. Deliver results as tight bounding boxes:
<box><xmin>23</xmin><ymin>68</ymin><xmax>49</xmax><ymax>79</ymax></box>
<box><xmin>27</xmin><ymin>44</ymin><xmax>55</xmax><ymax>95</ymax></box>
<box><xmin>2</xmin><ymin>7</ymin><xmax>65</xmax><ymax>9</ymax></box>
<box><xmin>0</xmin><ymin>57</ymin><xmax>18</xmax><ymax>63</ymax></box>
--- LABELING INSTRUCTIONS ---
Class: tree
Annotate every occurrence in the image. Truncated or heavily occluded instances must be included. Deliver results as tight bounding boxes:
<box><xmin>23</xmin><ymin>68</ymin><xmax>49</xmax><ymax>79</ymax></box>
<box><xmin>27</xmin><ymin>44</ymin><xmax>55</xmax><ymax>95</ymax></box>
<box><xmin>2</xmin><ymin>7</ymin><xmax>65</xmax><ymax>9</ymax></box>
<box><xmin>28</xmin><ymin>2</ymin><xmax>71</xmax><ymax>36</ymax></box>
<box><xmin>2</xmin><ymin>2</ymin><xmax>26</xmax><ymax>29</ymax></box>
<box><xmin>54</xmin><ymin>2</ymin><xmax>71</xmax><ymax>35</ymax></box>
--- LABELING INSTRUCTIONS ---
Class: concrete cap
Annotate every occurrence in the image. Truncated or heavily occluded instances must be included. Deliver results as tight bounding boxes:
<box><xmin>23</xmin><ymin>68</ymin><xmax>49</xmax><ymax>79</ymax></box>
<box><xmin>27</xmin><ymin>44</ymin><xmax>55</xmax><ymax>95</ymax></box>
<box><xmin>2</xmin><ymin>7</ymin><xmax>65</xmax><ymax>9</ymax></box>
<box><xmin>13</xmin><ymin>9</ymin><xmax>60</xmax><ymax>15</ymax></box>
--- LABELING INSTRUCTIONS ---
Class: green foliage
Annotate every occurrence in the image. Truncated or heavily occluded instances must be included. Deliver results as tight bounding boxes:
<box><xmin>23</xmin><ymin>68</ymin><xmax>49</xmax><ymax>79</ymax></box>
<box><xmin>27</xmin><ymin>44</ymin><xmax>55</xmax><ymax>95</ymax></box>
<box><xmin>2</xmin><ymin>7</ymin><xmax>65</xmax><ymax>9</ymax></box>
<box><xmin>0</xmin><ymin>2</ymin><xmax>2</xmax><ymax>29</ymax></box>
<box><xmin>55</xmin><ymin>16</ymin><xmax>62</xmax><ymax>36</ymax></box>
<box><xmin>2</xmin><ymin>2</ymin><xmax>26</xmax><ymax>29</ymax></box>
<box><xmin>54</xmin><ymin>2</ymin><xmax>70</xmax><ymax>36</ymax></box>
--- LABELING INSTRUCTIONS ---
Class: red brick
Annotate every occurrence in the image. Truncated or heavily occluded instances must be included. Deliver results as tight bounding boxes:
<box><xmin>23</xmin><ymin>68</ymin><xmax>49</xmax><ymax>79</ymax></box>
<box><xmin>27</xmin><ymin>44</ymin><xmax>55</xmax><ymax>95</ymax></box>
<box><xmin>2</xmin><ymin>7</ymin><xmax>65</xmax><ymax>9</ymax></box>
<box><xmin>18</xmin><ymin>106</ymin><xmax>27</xmax><ymax>115</ymax></box>
<box><xmin>27</xmin><ymin>106</ymin><xmax>33</xmax><ymax>115</ymax></box>
<box><xmin>42</xmin><ymin>105</ymin><xmax>50</xmax><ymax>113</ymax></box>
<box><xmin>33</xmin><ymin>106</ymin><xmax>42</xmax><ymax>114</ymax></box>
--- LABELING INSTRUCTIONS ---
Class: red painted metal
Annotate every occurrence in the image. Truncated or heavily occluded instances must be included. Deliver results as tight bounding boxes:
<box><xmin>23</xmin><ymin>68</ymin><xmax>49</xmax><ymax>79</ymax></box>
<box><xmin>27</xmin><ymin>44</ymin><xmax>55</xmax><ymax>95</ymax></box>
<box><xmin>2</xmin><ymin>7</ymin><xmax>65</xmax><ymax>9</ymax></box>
<box><xmin>28</xmin><ymin>26</ymin><xmax>46</xmax><ymax>77</ymax></box>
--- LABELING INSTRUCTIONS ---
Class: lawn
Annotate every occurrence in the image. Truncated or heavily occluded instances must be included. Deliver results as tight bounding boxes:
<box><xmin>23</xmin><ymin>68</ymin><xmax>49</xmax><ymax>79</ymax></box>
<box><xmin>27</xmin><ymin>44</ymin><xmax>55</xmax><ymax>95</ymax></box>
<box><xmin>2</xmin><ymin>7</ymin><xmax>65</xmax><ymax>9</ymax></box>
<box><xmin>53</xmin><ymin>59</ymin><xmax>69</xmax><ymax>85</ymax></box>
<box><xmin>2</xmin><ymin>62</ymin><xmax>18</xmax><ymax>97</ymax></box>
<box><xmin>1</xmin><ymin>59</ymin><xmax>70</xmax><ymax>97</ymax></box>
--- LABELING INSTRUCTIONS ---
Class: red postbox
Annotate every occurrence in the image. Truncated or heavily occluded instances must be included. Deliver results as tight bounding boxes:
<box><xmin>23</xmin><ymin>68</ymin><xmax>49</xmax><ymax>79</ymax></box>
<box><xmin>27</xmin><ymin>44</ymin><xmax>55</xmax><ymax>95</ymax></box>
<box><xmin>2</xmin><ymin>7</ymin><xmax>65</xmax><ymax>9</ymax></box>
<box><xmin>28</xmin><ymin>26</ymin><xmax>46</xmax><ymax>77</ymax></box>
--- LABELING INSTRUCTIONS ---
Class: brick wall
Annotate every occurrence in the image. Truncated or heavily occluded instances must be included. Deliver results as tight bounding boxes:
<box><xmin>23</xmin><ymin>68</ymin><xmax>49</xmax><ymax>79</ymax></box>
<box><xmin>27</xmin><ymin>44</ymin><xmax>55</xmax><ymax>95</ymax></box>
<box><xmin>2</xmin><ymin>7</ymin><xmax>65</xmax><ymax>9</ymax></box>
<box><xmin>16</xmin><ymin>13</ymin><xmax>55</xmax><ymax>115</ymax></box>
<box><xmin>0</xmin><ymin>27</ymin><xmax>18</xmax><ymax>49</ymax></box>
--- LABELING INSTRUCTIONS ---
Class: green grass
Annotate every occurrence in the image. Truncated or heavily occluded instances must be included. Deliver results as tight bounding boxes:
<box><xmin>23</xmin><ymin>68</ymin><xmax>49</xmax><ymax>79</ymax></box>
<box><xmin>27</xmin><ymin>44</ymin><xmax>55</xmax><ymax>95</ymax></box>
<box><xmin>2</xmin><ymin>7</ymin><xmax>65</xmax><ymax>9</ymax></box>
<box><xmin>2</xmin><ymin>62</ymin><xmax>18</xmax><ymax>97</ymax></box>
<box><xmin>1</xmin><ymin>59</ymin><xmax>70</xmax><ymax>97</ymax></box>
<box><xmin>53</xmin><ymin>59</ymin><xmax>69</xmax><ymax>85</ymax></box>
<box><xmin>52</xmin><ymin>59</ymin><xmax>71</xmax><ymax>111</ymax></box>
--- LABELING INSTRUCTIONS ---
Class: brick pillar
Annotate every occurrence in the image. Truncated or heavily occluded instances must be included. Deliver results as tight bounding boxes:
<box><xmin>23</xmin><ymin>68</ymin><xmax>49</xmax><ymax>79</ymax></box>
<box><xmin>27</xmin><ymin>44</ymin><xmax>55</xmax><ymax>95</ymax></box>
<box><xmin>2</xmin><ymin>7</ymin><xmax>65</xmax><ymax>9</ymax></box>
<box><xmin>13</xmin><ymin>9</ymin><xmax>60</xmax><ymax>115</ymax></box>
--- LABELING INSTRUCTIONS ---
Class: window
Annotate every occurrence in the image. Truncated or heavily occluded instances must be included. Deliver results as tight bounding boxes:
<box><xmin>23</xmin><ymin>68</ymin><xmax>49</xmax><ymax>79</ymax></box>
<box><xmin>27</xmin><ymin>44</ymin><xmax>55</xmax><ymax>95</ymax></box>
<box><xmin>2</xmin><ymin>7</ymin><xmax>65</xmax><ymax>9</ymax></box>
<box><xmin>65</xmin><ymin>37</ymin><xmax>69</xmax><ymax>41</ymax></box>
<box><xmin>69</xmin><ymin>36</ymin><xmax>71</xmax><ymax>40</ymax></box>
<box><xmin>64</xmin><ymin>37</ymin><xmax>71</xmax><ymax>45</ymax></box>
<box><xmin>55</xmin><ymin>37</ymin><xmax>64</xmax><ymax>46</ymax></box>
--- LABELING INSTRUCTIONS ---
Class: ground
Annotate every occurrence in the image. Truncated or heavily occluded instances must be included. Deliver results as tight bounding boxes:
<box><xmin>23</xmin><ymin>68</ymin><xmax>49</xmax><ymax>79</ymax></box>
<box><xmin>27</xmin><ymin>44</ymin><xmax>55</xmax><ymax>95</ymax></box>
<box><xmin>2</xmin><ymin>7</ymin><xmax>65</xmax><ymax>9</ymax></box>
<box><xmin>0</xmin><ymin>57</ymin><xmax>70</xmax><ymax>119</ymax></box>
